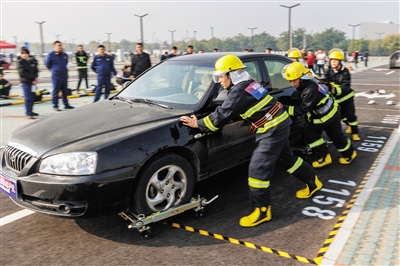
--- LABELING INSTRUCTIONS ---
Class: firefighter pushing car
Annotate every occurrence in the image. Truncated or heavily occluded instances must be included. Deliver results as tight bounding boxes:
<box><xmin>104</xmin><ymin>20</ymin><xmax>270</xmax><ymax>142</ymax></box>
<box><xmin>181</xmin><ymin>55</ymin><xmax>322</xmax><ymax>228</ymax></box>
<box><xmin>282</xmin><ymin>62</ymin><xmax>357</xmax><ymax>169</ymax></box>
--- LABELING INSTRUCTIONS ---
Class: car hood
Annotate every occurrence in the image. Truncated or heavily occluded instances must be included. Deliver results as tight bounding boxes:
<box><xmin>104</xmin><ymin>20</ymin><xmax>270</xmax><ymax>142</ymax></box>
<box><xmin>10</xmin><ymin>100</ymin><xmax>190</xmax><ymax>156</ymax></box>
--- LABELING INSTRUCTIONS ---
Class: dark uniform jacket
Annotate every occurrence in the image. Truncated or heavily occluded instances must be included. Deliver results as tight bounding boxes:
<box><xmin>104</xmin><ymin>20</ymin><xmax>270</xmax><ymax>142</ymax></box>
<box><xmin>130</xmin><ymin>52</ymin><xmax>151</xmax><ymax>77</ymax></box>
<box><xmin>18</xmin><ymin>58</ymin><xmax>39</xmax><ymax>85</ymax></box>
<box><xmin>91</xmin><ymin>54</ymin><xmax>117</xmax><ymax>77</ymax></box>
<box><xmin>286</xmin><ymin>79</ymin><xmax>338</xmax><ymax>128</ymax></box>
<box><xmin>75</xmin><ymin>51</ymin><xmax>89</xmax><ymax>70</ymax></box>
<box><xmin>198</xmin><ymin>79</ymin><xmax>291</xmax><ymax>139</ymax></box>
<box><xmin>324</xmin><ymin>65</ymin><xmax>353</xmax><ymax>103</ymax></box>
<box><xmin>45</xmin><ymin>51</ymin><xmax>69</xmax><ymax>78</ymax></box>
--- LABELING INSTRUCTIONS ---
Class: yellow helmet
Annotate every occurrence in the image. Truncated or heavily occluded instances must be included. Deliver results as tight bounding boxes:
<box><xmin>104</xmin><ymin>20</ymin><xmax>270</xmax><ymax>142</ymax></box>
<box><xmin>213</xmin><ymin>54</ymin><xmax>245</xmax><ymax>77</ymax></box>
<box><xmin>328</xmin><ymin>48</ymin><xmax>345</xmax><ymax>60</ymax></box>
<box><xmin>287</xmin><ymin>48</ymin><xmax>301</xmax><ymax>59</ymax></box>
<box><xmin>281</xmin><ymin>62</ymin><xmax>313</xmax><ymax>81</ymax></box>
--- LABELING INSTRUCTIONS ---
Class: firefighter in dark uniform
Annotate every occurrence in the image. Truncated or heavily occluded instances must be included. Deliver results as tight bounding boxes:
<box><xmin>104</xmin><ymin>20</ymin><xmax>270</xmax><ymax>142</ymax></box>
<box><xmin>282</xmin><ymin>62</ymin><xmax>357</xmax><ymax>168</ymax></box>
<box><xmin>287</xmin><ymin>48</ymin><xmax>301</xmax><ymax>62</ymax></box>
<box><xmin>91</xmin><ymin>45</ymin><xmax>116</xmax><ymax>102</ymax></box>
<box><xmin>181</xmin><ymin>55</ymin><xmax>322</xmax><ymax>227</ymax></box>
<box><xmin>75</xmin><ymin>45</ymin><xmax>89</xmax><ymax>91</ymax></box>
<box><xmin>323</xmin><ymin>48</ymin><xmax>360</xmax><ymax>141</ymax></box>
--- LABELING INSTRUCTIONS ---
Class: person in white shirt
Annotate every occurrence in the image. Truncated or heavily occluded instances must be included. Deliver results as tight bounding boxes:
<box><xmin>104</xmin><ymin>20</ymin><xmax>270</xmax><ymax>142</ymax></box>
<box><xmin>316</xmin><ymin>49</ymin><xmax>326</xmax><ymax>75</ymax></box>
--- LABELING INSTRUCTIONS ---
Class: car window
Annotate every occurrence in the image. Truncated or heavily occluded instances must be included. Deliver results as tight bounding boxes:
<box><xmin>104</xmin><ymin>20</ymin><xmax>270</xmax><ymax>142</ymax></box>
<box><xmin>264</xmin><ymin>60</ymin><xmax>291</xmax><ymax>91</ymax></box>
<box><xmin>243</xmin><ymin>60</ymin><xmax>261</xmax><ymax>82</ymax></box>
<box><xmin>119</xmin><ymin>60</ymin><xmax>214</xmax><ymax>109</ymax></box>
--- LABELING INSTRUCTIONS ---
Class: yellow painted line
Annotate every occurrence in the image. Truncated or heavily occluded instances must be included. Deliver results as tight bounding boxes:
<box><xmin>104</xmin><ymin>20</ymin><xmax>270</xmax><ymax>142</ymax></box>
<box><xmin>168</xmin><ymin>222</ymin><xmax>317</xmax><ymax>264</ymax></box>
<box><xmin>313</xmin><ymin>147</ymin><xmax>389</xmax><ymax>264</ymax></box>
<box><xmin>11</xmin><ymin>101</ymin><xmax>24</xmax><ymax>105</ymax></box>
<box><xmin>67</xmin><ymin>94</ymin><xmax>80</xmax><ymax>98</ymax></box>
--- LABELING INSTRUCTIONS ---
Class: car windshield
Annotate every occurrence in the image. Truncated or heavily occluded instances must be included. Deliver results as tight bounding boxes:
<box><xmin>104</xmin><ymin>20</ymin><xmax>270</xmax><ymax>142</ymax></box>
<box><xmin>118</xmin><ymin>60</ymin><xmax>215</xmax><ymax>110</ymax></box>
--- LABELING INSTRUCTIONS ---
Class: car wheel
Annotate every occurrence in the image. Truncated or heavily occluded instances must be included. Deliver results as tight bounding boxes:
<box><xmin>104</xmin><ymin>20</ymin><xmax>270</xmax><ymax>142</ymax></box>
<box><xmin>131</xmin><ymin>153</ymin><xmax>195</xmax><ymax>215</ymax></box>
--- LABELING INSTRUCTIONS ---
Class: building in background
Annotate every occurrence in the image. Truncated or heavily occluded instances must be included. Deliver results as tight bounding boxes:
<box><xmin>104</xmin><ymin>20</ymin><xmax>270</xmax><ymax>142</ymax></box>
<box><xmin>360</xmin><ymin>20</ymin><xmax>399</xmax><ymax>40</ymax></box>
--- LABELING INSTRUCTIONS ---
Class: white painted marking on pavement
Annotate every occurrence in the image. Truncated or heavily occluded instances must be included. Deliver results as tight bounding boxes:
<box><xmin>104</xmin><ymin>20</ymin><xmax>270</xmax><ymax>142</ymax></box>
<box><xmin>0</xmin><ymin>209</ymin><xmax>34</xmax><ymax>226</ymax></box>
<box><xmin>385</xmin><ymin>71</ymin><xmax>395</xmax><ymax>75</ymax></box>
<box><xmin>352</xmin><ymin>83</ymin><xmax>400</xmax><ymax>87</ymax></box>
<box><xmin>355</xmin><ymin>91</ymin><xmax>396</xmax><ymax>99</ymax></box>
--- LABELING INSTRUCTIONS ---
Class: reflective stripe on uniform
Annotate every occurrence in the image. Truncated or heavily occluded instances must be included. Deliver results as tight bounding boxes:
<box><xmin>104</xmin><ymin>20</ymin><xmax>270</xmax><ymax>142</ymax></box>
<box><xmin>338</xmin><ymin>138</ymin><xmax>351</xmax><ymax>152</ymax></box>
<box><xmin>313</xmin><ymin>100</ymin><xmax>338</xmax><ymax>124</ymax></box>
<box><xmin>287</xmin><ymin>157</ymin><xmax>304</xmax><ymax>174</ymax></box>
<box><xmin>288</xmin><ymin>105</ymin><xmax>294</xmax><ymax>116</ymax></box>
<box><xmin>256</xmin><ymin>111</ymin><xmax>289</xmax><ymax>134</ymax></box>
<box><xmin>317</xmin><ymin>95</ymin><xmax>330</xmax><ymax>106</ymax></box>
<box><xmin>309</xmin><ymin>138</ymin><xmax>325</xmax><ymax>148</ymax></box>
<box><xmin>203</xmin><ymin>116</ymin><xmax>219</xmax><ymax>132</ymax></box>
<box><xmin>348</xmin><ymin>120</ymin><xmax>359</xmax><ymax>126</ymax></box>
<box><xmin>240</xmin><ymin>95</ymin><xmax>273</xmax><ymax>119</ymax></box>
<box><xmin>248</xmin><ymin>177</ymin><xmax>270</xmax><ymax>189</ymax></box>
<box><xmin>76</xmin><ymin>66</ymin><xmax>88</xmax><ymax>69</ymax></box>
<box><xmin>336</xmin><ymin>91</ymin><xmax>354</xmax><ymax>103</ymax></box>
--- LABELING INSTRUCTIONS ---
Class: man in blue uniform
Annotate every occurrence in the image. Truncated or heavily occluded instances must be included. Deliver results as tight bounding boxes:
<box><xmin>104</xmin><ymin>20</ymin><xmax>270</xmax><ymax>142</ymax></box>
<box><xmin>181</xmin><ymin>55</ymin><xmax>322</xmax><ymax>227</ymax></box>
<box><xmin>45</xmin><ymin>41</ymin><xmax>74</xmax><ymax>111</ymax></box>
<box><xmin>91</xmin><ymin>45</ymin><xmax>116</xmax><ymax>102</ymax></box>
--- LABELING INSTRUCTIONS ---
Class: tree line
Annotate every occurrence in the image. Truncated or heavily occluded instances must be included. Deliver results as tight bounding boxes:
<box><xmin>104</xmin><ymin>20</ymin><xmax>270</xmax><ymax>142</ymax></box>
<box><xmin>16</xmin><ymin>28</ymin><xmax>400</xmax><ymax>56</ymax></box>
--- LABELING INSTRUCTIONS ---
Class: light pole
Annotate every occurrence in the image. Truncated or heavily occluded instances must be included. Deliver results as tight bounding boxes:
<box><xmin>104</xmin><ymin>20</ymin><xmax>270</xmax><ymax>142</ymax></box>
<box><xmin>376</xmin><ymin>32</ymin><xmax>384</xmax><ymax>56</ymax></box>
<box><xmin>35</xmin><ymin>21</ymin><xmax>46</xmax><ymax>56</ymax></box>
<box><xmin>193</xmin><ymin>30</ymin><xmax>197</xmax><ymax>40</ymax></box>
<box><xmin>55</xmin><ymin>33</ymin><xmax>61</xmax><ymax>40</ymax></box>
<box><xmin>280</xmin><ymin>4</ymin><xmax>300</xmax><ymax>49</ymax></box>
<box><xmin>248</xmin><ymin>27</ymin><xmax>257</xmax><ymax>49</ymax></box>
<box><xmin>152</xmin><ymin>32</ymin><xmax>157</xmax><ymax>44</ymax></box>
<box><xmin>13</xmin><ymin>36</ymin><xmax>18</xmax><ymax>53</ymax></box>
<box><xmin>106</xmin><ymin>32</ymin><xmax>112</xmax><ymax>50</ymax></box>
<box><xmin>169</xmin><ymin>30</ymin><xmax>176</xmax><ymax>46</ymax></box>
<box><xmin>348</xmin><ymin>23</ymin><xmax>360</xmax><ymax>51</ymax></box>
<box><xmin>210</xmin><ymin>27</ymin><xmax>214</xmax><ymax>39</ymax></box>
<box><xmin>135</xmin><ymin>13</ymin><xmax>148</xmax><ymax>44</ymax></box>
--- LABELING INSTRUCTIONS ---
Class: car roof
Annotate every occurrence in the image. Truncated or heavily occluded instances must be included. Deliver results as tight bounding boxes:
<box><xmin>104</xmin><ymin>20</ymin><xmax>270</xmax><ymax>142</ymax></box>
<box><xmin>166</xmin><ymin>52</ymin><xmax>288</xmax><ymax>62</ymax></box>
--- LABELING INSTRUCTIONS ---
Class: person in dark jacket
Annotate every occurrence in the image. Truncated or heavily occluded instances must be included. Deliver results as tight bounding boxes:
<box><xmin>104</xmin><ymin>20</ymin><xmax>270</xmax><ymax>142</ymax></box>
<box><xmin>167</xmin><ymin>46</ymin><xmax>178</xmax><ymax>58</ymax></box>
<box><xmin>282</xmin><ymin>62</ymin><xmax>357</xmax><ymax>169</ymax></box>
<box><xmin>364</xmin><ymin>50</ymin><xmax>369</xmax><ymax>67</ymax></box>
<box><xmin>160</xmin><ymin>51</ymin><xmax>168</xmax><ymax>61</ymax></box>
<box><xmin>0</xmin><ymin>73</ymin><xmax>11</xmax><ymax>97</ymax></box>
<box><xmin>18</xmin><ymin>48</ymin><xmax>39</xmax><ymax>118</ymax></box>
<box><xmin>75</xmin><ymin>45</ymin><xmax>89</xmax><ymax>91</ymax></box>
<box><xmin>91</xmin><ymin>45</ymin><xmax>116</xmax><ymax>102</ymax></box>
<box><xmin>45</xmin><ymin>41</ymin><xmax>74</xmax><ymax>111</ymax></box>
<box><xmin>116</xmin><ymin>65</ymin><xmax>133</xmax><ymax>86</ymax></box>
<box><xmin>181</xmin><ymin>55</ymin><xmax>322</xmax><ymax>227</ymax></box>
<box><xmin>130</xmin><ymin>43</ymin><xmax>151</xmax><ymax>78</ymax></box>
<box><xmin>323</xmin><ymin>48</ymin><xmax>360</xmax><ymax>141</ymax></box>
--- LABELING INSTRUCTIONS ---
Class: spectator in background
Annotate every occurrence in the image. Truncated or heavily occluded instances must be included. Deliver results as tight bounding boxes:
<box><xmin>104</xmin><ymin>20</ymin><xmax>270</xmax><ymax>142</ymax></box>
<box><xmin>198</xmin><ymin>50</ymin><xmax>204</xmax><ymax>54</ymax></box>
<box><xmin>300</xmin><ymin>48</ymin><xmax>306</xmax><ymax>64</ymax></box>
<box><xmin>18</xmin><ymin>48</ymin><xmax>39</xmax><ymax>118</ymax></box>
<box><xmin>75</xmin><ymin>45</ymin><xmax>89</xmax><ymax>91</ymax></box>
<box><xmin>265</xmin><ymin>48</ymin><xmax>272</xmax><ymax>54</ymax></box>
<box><xmin>107</xmin><ymin>50</ymin><xmax>115</xmax><ymax>61</ymax></box>
<box><xmin>244</xmin><ymin>49</ymin><xmax>249</xmax><ymax>52</ymax></box>
<box><xmin>343</xmin><ymin>50</ymin><xmax>348</xmax><ymax>63</ymax></box>
<box><xmin>167</xmin><ymin>46</ymin><xmax>178</xmax><ymax>58</ymax></box>
<box><xmin>364</xmin><ymin>50</ymin><xmax>369</xmax><ymax>67</ymax></box>
<box><xmin>178</xmin><ymin>50</ymin><xmax>183</xmax><ymax>55</ymax></box>
<box><xmin>91</xmin><ymin>45</ymin><xmax>116</xmax><ymax>102</ymax></box>
<box><xmin>9</xmin><ymin>53</ymin><xmax>14</xmax><ymax>66</ymax></box>
<box><xmin>0</xmin><ymin>54</ymin><xmax>6</xmax><ymax>75</ymax></box>
<box><xmin>160</xmin><ymin>51</ymin><xmax>168</xmax><ymax>61</ymax></box>
<box><xmin>352</xmin><ymin>50</ymin><xmax>358</xmax><ymax>68</ymax></box>
<box><xmin>315</xmin><ymin>49</ymin><xmax>326</xmax><ymax>75</ymax></box>
<box><xmin>116</xmin><ymin>65</ymin><xmax>133</xmax><ymax>86</ymax></box>
<box><xmin>213</xmin><ymin>48</ymin><xmax>219</xmax><ymax>52</ymax></box>
<box><xmin>45</xmin><ymin>41</ymin><xmax>74</xmax><ymax>111</ymax></box>
<box><xmin>307</xmin><ymin>50</ymin><xmax>315</xmax><ymax>70</ymax></box>
<box><xmin>0</xmin><ymin>73</ymin><xmax>11</xmax><ymax>98</ymax></box>
<box><xmin>249</xmin><ymin>49</ymin><xmax>254</xmax><ymax>52</ymax></box>
<box><xmin>185</xmin><ymin>45</ymin><xmax>194</xmax><ymax>55</ymax></box>
<box><xmin>130</xmin><ymin>43</ymin><xmax>151</xmax><ymax>78</ymax></box>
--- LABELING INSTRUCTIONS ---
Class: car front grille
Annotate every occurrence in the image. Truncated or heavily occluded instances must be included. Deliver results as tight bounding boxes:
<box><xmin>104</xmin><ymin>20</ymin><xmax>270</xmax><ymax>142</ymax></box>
<box><xmin>4</xmin><ymin>145</ymin><xmax>33</xmax><ymax>172</ymax></box>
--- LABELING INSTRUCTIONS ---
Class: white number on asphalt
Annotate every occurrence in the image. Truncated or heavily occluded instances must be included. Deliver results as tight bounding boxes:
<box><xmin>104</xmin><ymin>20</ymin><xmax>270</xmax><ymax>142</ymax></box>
<box><xmin>321</xmin><ymin>188</ymin><xmax>350</xmax><ymax>196</ymax></box>
<box><xmin>312</xmin><ymin>196</ymin><xmax>346</xmax><ymax>207</ymax></box>
<box><xmin>328</xmin><ymin>180</ymin><xmax>356</xmax><ymax>186</ymax></box>
<box><xmin>382</xmin><ymin>114</ymin><xmax>400</xmax><ymax>124</ymax></box>
<box><xmin>358</xmin><ymin>136</ymin><xmax>387</xmax><ymax>153</ymax></box>
<box><xmin>302</xmin><ymin>207</ymin><xmax>335</xmax><ymax>220</ymax></box>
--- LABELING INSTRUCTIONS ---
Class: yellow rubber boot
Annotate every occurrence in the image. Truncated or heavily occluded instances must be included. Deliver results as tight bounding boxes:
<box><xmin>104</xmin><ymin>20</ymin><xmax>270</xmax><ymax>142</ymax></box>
<box><xmin>296</xmin><ymin>176</ymin><xmax>323</xmax><ymax>199</ymax></box>
<box><xmin>345</xmin><ymin>126</ymin><xmax>352</xmax><ymax>134</ymax></box>
<box><xmin>312</xmin><ymin>154</ymin><xmax>332</xmax><ymax>168</ymax></box>
<box><xmin>339</xmin><ymin>150</ymin><xmax>357</xmax><ymax>165</ymax></box>
<box><xmin>239</xmin><ymin>206</ymin><xmax>272</xmax><ymax>227</ymax></box>
<box><xmin>352</xmin><ymin>134</ymin><xmax>361</xmax><ymax>141</ymax></box>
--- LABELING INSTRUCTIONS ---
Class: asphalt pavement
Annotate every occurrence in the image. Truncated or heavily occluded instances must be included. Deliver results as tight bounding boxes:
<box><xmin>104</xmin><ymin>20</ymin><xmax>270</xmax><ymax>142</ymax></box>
<box><xmin>0</xmin><ymin>58</ymin><xmax>399</xmax><ymax>266</ymax></box>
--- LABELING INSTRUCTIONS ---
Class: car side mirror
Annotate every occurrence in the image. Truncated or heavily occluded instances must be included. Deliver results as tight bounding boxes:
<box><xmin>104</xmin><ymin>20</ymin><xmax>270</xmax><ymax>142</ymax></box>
<box><xmin>212</xmin><ymin>90</ymin><xmax>227</xmax><ymax>105</ymax></box>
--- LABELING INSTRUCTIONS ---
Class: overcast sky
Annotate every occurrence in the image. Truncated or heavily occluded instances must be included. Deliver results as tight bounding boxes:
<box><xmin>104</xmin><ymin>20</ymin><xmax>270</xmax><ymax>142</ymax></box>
<box><xmin>1</xmin><ymin>0</ymin><xmax>399</xmax><ymax>47</ymax></box>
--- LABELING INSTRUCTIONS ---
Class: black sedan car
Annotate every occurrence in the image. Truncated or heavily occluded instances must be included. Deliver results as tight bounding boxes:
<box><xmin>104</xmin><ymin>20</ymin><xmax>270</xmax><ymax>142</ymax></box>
<box><xmin>0</xmin><ymin>52</ymin><xmax>304</xmax><ymax>217</ymax></box>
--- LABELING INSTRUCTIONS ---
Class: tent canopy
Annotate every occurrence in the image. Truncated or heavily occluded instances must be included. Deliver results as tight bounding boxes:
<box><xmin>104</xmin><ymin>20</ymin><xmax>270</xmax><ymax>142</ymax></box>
<box><xmin>0</xmin><ymin>41</ymin><xmax>17</xmax><ymax>49</ymax></box>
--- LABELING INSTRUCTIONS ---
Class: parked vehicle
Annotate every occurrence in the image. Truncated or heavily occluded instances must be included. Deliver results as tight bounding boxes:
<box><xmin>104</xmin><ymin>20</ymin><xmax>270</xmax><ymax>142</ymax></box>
<box><xmin>0</xmin><ymin>52</ymin><xmax>305</xmax><ymax>217</ymax></box>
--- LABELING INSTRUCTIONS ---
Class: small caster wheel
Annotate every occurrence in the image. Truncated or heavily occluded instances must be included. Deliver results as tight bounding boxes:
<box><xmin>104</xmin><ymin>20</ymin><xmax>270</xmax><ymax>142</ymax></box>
<box><xmin>195</xmin><ymin>210</ymin><xmax>205</xmax><ymax>218</ymax></box>
<box><xmin>140</xmin><ymin>230</ymin><xmax>152</xmax><ymax>240</ymax></box>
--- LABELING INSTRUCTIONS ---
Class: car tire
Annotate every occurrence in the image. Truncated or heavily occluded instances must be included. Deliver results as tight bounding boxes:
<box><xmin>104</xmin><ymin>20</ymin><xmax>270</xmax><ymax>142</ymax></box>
<box><xmin>131</xmin><ymin>153</ymin><xmax>195</xmax><ymax>216</ymax></box>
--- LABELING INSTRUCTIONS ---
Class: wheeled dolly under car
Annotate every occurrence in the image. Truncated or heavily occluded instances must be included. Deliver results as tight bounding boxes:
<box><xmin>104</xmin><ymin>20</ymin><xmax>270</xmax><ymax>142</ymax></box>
<box><xmin>118</xmin><ymin>195</ymin><xmax>218</xmax><ymax>239</ymax></box>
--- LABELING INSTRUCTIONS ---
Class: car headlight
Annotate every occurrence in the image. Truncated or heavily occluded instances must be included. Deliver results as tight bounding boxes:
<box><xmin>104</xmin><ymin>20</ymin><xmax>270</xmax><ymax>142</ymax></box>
<box><xmin>39</xmin><ymin>152</ymin><xmax>97</xmax><ymax>175</ymax></box>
